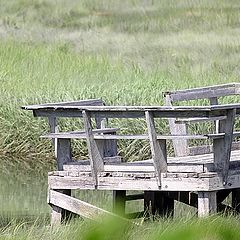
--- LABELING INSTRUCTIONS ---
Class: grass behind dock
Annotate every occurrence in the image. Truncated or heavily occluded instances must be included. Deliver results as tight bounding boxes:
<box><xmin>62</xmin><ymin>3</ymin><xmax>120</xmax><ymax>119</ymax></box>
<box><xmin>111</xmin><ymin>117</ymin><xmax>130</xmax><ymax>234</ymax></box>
<box><xmin>1</xmin><ymin>0</ymin><xmax>240</xmax><ymax>239</ymax></box>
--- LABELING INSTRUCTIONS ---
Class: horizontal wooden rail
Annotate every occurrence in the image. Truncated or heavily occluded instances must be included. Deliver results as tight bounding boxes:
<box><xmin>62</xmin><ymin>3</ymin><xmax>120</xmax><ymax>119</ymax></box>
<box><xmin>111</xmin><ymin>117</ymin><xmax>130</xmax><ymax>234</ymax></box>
<box><xmin>42</xmin><ymin>132</ymin><xmax>229</xmax><ymax>140</ymax></box>
<box><xmin>175</xmin><ymin>116</ymin><xmax>227</xmax><ymax>124</ymax></box>
<box><xmin>163</xmin><ymin>83</ymin><xmax>240</xmax><ymax>102</ymax></box>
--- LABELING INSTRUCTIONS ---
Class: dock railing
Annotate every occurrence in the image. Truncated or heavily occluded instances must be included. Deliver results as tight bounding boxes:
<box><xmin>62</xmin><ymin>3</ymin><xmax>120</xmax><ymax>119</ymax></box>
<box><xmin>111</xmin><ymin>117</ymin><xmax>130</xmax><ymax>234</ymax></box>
<box><xmin>22</xmin><ymin>83</ymin><xmax>240</xmax><ymax>222</ymax></box>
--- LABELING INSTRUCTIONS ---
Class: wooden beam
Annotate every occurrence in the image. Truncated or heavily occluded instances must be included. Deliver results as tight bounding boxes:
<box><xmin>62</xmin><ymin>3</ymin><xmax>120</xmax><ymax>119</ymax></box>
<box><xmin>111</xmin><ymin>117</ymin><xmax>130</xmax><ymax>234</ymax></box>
<box><xmin>145</xmin><ymin>111</ymin><xmax>167</xmax><ymax>186</ymax></box>
<box><xmin>48</xmin><ymin>116</ymin><xmax>58</xmax><ymax>157</ymax></box>
<box><xmin>48</xmin><ymin>190</ymin><xmax>125</xmax><ymax>221</ymax></box>
<box><xmin>198</xmin><ymin>191</ymin><xmax>217</xmax><ymax>217</ymax></box>
<box><xmin>165</xmin><ymin>94</ymin><xmax>188</xmax><ymax>157</ymax></box>
<box><xmin>163</xmin><ymin>83</ymin><xmax>240</xmax><ymax>102</ymax></box>
<box><xmin>56</xmin><ymin>138</ymin><xmax>72</xmax><ymax>171</ymax></box>
<box><xmin>213</xmin><ymin>109</ymin><xmax>236</xmax><ymax>184</ymax></box>
<box><xmin>209</xmin><ymin>97</ymin><xmax>219</xmax><ymax>133</ymax></box>
<box><xmin>82</xmin><ymin>110</ymin><xmax>104</xmax><ymax>186</ymax></box>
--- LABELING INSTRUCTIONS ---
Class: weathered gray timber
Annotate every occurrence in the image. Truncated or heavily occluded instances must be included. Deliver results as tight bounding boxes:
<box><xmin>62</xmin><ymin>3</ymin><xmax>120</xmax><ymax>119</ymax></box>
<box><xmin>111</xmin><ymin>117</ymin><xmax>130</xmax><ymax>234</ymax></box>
<box><xmin>22</xmin><ymin>84</ymin><xmax>240</xmax><ymax>224</ymax></box>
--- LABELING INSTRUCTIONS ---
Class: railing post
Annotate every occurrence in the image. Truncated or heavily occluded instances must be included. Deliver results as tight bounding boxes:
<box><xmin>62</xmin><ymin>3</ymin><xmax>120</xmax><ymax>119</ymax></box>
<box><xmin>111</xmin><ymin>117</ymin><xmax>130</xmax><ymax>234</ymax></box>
<box><xmin>213</xmin><ymin>109</ymin><xmax>236</xmax><ymax>184</ymax></box>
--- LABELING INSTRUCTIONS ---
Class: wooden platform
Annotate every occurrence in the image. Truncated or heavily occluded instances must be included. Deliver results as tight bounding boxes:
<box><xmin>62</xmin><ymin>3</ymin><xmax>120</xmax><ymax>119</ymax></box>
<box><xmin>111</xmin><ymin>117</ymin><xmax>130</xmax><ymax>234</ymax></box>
<box><xmin>22</xmin><ymin>83</ymin><xmax>240</xmax><ymax>223</ymax></box>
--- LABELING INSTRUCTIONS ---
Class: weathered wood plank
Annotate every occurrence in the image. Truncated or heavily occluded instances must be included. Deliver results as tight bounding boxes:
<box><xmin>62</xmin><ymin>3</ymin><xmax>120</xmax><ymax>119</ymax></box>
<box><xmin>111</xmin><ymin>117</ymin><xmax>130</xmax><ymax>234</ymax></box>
<box><xmin>48</xmin><ymin>116</ymin><xmax>58</xmax><ymax>157</ymax></box>
<box><xmin>145</xmin><ymin>111</ymin><xmax>167</xmax><ymax>186</ymax></box>
<box><xmin>209</xmin><ymin>97</ymin><xmax>219</xmax><ymax>133</ymax></box>
<box><xmin>213</xmin><ymin>109</ymin><xmax>236</xmax><ymax>184</ymax></box>
<box><xmin>198</xmin><ymin>191</ymin><xmax>217</xmax><ymax>217</ymax></box>
<box><xmin>42</xmin><ymin>133</ymin><xmax>226</xmax><ymax>140</ymax></box>
<box><xmin>48</xmin><ymin>175</ymin><xmax>158</xmax><ymax>191</ymax></box>
<box><xmin>165</xmin><ymin>94</ymin><xmax>188</xmax><ymax>157</ymax></box>
<box><xmin>50</xmin><ymin>205</ymin><xmax>62</xmax><ymax>226</ymax></box>
<box><xmin>175</xmin><ymin>116</ymin><xmax>226</xmax><ymax>124</ymax></box>
<box><xmin>23</xmin><ymin>99</ymin><xmax>104</xmax><ymax>109</ymax></box>
<box><xmin>163</xmin><ymin>83</ymin><xmax>240</xmax><ymax>102</ymax></box>
<box><xmin>41</xmin><ymin>128</ymin><xmax>120</xmax><ymax>139</ymax></box>
<box><xmin>48</xmin><ymin>190</ymin><xmax>124</xmax><ymax>220</ymax></box>
<box><xmin>63</xmin><ymin>162</ymin><xmax>205</xmax><ymax>173</ymax></box>
<box><xmin>82</xmin><ymin>110</ymin><xmax>104</xmax><ymax>186</ymax></box>
<box><xmin>32</xmin><ymin>107</ymin><xmax>230</xmax><ymax>119</ymax></box>
<box><xmin>56</xmin><ymin>139</ymin><xmax>72</xmax><ymax>171</ymax></box>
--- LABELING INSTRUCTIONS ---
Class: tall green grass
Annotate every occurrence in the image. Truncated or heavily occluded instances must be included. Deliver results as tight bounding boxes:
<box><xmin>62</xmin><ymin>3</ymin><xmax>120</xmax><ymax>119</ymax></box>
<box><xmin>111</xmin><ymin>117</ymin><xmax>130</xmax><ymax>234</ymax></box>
<box><xmin>1</xmin><ymin>215</ymin><xmax>240</xmax><ymax>240</ymax></box>
<box><xmin>1</xmin><ymin>1</ymin><xmax>240</xmax><ymax>238</ymax></box>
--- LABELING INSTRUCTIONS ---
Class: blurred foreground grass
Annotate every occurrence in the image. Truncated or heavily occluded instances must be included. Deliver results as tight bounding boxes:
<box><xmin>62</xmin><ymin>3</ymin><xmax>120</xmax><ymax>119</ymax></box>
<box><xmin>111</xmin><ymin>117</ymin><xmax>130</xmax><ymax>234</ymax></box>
<box><xmin>1</xmin><ymin>215</ymin><xmax>240</xmax><ymax>240</ymax></box>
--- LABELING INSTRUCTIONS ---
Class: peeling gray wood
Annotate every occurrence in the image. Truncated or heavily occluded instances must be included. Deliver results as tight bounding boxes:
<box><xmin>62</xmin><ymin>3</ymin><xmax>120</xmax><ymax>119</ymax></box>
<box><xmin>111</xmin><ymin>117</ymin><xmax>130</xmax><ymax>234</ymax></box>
<box><xmin>145</xmin><ymin>111</ymin><xmax>167</xmax><ymax>186</ymax></box>
<box><xmin>56</xmin><ymin>139</ymin><xmax>72</xmax><ymax>171</ymax></box>
<box><xmin>48</xmin><ymin>190</ymin><xmax>125</xmax><ymax>221</ymax></box>
<box><xmin>48</xmin><ymin>116</ymin><xmax>58</xmax><ymax>157</ymax></box>
<box><xmin>213</xmin><ymin>109</ymin><xmax>236</xmax><ymax>184</ymax></box>
<box><xmin>163</xmin><ymin>83</ymin><xmax>240</xmax><ymax>102</ymax></box>
<box><xmin>209</xmin><ymin>97</ymin><xmax>219</xmax><ymax>133</ymax></box>
<box><xmin>198</xmin><ymin>191</ymin><xmax>217</xmax><ymax>217</ymax></box>
<box><xmin>165</xmin><ymin>94</ymin><xmax>188</xmax><ymax>157</ymax></box>
<box><xmin>50</xmin><ymin>205</ymin><xmax>62</xmax><ymax>226</ymax></box>
<box><xmin>83</xmin><ymin>110</ymin><xmax>104</xmax><ymax>186</ymax></box>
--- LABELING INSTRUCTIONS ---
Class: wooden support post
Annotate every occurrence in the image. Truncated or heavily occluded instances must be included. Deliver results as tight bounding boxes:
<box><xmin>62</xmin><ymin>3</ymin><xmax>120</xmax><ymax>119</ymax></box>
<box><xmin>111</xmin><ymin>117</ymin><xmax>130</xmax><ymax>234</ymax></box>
<box><xmin>82</xmin><ymin>110</ymin><xmax>104</xmax><ymax>187</ymax></box>
<box><xmin>209</xmin><ymin>97</ymin><xmax>219</xmax><ymax>133</ymax></box>
<box><xmin>50</xmin><ymin>139</ymin><xmax>72</xmax><ymax>224</ymax></box>
<box><xmin>213</xmin><ymin>109</ymin><xmax>236</xmax><ymax>184</ymax></box>
<box><xmin>198</xmin><ymin>191</ymin><xmax>217</xmax><ymax>217</ymax></box>
<box><xmin>50</xmin><ymin>205</ymin><xmax>62</xmax><ymax>226</ymax></box>
<box><xmin>165</xmin><ymin>94</ymin><xmax>188</xmax><ymax>157</ymax></box>
<box><xmin>113</xmin><ymin>190</ymin><xmax>126</xmax><ymax>216</ymax></box>
<box><xmin>232</xmin><ymin>189</ymin><xmax>240</xmax><ymax>213</ymax></box>
<box><xmin>144</xmin><ymin>191</ymin><xmax>174</xmax><ymax>219</ymax></box>
<box><xmin>48</xmin><ymin>116</ymin><xmax>58</xmax><ymax>157</ymax></box>
<box><xmin>145</xmin><ymin>111</ymin><xmax>167</xmax><ymax>186</ymax></box>
<box><xmin>56</xmin><ymin>138</ymin><xmax>72</xmax><ymax>171</ymax></box>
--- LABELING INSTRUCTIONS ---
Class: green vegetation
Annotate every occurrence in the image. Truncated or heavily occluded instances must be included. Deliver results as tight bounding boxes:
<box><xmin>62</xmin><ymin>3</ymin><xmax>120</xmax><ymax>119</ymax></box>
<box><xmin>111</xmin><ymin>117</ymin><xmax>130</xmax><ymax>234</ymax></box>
<box><xmin>1</xmin><ymin>215</ymin><xmax>240</xmax><ymax>240</ymax></box>
<box><xmin>1</xmin><ymin>0</ymin><xmax>240</xmax><ymax>239</ymax></box>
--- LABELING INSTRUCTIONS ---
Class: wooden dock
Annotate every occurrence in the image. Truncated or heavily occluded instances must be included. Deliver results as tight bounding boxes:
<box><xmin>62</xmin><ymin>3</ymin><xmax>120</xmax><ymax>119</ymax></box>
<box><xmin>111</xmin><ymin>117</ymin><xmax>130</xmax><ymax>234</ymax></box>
<box><xmin>22</xmin><ymin>83</ymin><xmax>240</xmax><ymax>224</ymax></box>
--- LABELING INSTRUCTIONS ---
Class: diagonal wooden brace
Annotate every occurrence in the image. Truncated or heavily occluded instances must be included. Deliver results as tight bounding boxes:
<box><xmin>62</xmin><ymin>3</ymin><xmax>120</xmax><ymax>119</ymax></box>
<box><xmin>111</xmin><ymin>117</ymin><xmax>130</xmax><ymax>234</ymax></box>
<box><xmin>145</xmin><ymin>111</ymin><xmax>167</xmax><ymax>186</ymax></box>
<box><xmin>82</xmin><ymin>110</ymin><xmax>104</xmax><ymax>187</ymax></box>
<box><xmin>213</xmin><ymin>108</ymin><xmax>236</xmax><ymax>185</ymax></box>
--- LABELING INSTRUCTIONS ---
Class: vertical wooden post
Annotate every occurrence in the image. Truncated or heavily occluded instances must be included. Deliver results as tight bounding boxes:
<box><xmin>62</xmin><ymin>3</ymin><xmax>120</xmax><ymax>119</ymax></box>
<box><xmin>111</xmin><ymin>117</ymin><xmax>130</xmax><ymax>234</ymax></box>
<box><xmin>50</xmin><ymin>138</ymin><xmax>72</xmax><ymax>225</ymax></box>
<box><xmin>145</xmin><ymin>111</ymin><xmax>167</xmax><ymax>186</ymax></box>
<box><xmin>48</xmin><ymin>116</ymin><xmax>58</xmax><ymax>157</ymax></box>
<box><xmin>213</xmin><ymin>109</ymin><xmax>236</xmax><ymax>184</ymax></box>
<box><xmin>56</xmin><ymin>138</ymin><xmax>72</xmax><ymax>171</ymax></box>
<box><xmin>209</xmin><ymin>97</ymin><xmax>219</xmax><ymax>133</ymax></box>
<box><xmin>198</xmin><ymin>191</ymin><xmax>217</xmax><ymax>217</ymax></box>
<box><xmin>165</xmin><ymin>94</ymin><xmax>188</xmax><ymax>157</ymax></box>
<box><xmin>144</xmin><ymin>191</ymin><xmax>174</xmax><ymax>219</ymax></box>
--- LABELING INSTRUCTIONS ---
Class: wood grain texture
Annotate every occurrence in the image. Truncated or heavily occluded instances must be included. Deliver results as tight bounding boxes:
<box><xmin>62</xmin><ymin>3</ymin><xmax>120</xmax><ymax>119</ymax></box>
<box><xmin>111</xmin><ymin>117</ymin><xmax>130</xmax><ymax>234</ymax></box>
<box><xmin>82</xmin><ymin>110</ymin><xmax>104</xmax><ymax>186</ymax></box>
<box><xmin>56</xmin><ymin>138</ymin><xmax>72</xmax><ymax>171</ymax></box>
<box><xmin>48</xmin><ymin>190</ymin><xmax>124</xmax><ymax>220</ymax></box>
<box><xmin>146</xmin><ymin>111</ymin><xmax>167</xmax><ymax>186</ymax></box>
<box><xmin>198</xmin><ymin>191</ymin><xmax>217</xmax><ymax>217</ymax></box>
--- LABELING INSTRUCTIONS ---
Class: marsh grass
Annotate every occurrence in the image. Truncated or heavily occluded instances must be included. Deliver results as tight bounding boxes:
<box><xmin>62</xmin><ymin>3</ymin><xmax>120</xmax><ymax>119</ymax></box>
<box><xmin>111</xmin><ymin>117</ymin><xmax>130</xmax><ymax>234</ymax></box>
<box><xmin>1</xmin><ymin>215</ymin><xmax>240</xmax><ymax>240</ymax></box>
<box><xmin>1</xmin><ymin>0</ymin><xmax>240</xmax><ymax>238</ymax></box>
